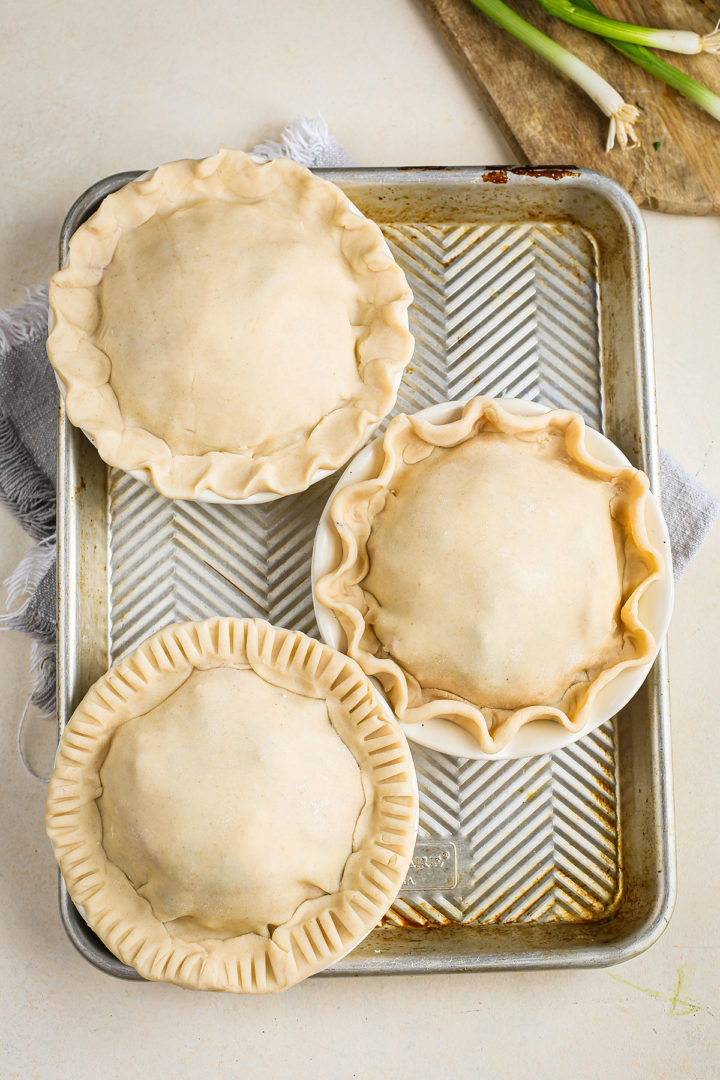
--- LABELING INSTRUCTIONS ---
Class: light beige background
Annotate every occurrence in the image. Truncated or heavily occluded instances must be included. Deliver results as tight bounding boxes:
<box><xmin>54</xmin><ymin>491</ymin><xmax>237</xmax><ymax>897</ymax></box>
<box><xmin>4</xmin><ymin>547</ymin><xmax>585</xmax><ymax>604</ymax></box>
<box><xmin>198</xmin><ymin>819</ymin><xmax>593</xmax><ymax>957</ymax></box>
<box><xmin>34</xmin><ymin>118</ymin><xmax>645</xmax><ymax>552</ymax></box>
<box><xmin>1</xmin><ymin>2</ymin><xmax>718</xmax><ymax>1077</ymax></box>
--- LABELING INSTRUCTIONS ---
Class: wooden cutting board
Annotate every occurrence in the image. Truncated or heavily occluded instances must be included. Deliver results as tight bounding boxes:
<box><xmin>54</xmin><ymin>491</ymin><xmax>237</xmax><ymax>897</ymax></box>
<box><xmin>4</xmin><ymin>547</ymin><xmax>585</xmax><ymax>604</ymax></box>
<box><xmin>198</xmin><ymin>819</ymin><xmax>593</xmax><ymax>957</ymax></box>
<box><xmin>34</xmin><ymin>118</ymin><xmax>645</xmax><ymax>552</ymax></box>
<box><xmin>417</xmin><ymin>0</ymin><xmax>720</xmax><ymax>213</ymax></box>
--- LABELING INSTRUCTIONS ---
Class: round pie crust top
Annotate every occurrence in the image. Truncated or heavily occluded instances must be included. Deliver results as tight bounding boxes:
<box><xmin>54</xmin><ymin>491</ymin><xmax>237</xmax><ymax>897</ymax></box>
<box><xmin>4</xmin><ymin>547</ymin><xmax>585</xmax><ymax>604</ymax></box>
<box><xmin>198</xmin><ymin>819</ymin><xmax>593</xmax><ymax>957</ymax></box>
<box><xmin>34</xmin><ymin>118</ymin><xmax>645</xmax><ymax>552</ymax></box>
<box><xmin>45</xmin><ymin>618</ymin><xmax>418</xmax><ymax>992</ymax></box>
<box><xmin>47</xmin><ymin>149</ymin><xmax>414</xmax><ymax>499</ymax></box>
<box><xmin>315</xmin><ymin>398</ymin><xmax>664</xmax><ymax>753</ymax></box>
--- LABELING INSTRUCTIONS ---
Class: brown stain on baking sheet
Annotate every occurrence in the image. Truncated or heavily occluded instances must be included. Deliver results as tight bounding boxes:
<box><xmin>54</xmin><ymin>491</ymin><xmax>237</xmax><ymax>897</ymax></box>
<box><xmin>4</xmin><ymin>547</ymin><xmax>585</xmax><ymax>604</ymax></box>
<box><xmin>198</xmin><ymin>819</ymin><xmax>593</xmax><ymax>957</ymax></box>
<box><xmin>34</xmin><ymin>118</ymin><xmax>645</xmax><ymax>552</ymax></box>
<box><xmin>510</xmin><ymin>166</ymin><xmax>580</xmax><ymax>181</ymax></box>
<box><xmin>383</xmin><ymin>910</ymin><xmax>452</xmax><ymax>929</ymax></box>
<box><xmin>481</xmin><ymin>167</ymin><xmax>580</xmax><ymax>185</ymax></box>
<box><xmin>482</xmin><ymin>170</ymin><xmax>509</xmax><ymax>185</ymax></box>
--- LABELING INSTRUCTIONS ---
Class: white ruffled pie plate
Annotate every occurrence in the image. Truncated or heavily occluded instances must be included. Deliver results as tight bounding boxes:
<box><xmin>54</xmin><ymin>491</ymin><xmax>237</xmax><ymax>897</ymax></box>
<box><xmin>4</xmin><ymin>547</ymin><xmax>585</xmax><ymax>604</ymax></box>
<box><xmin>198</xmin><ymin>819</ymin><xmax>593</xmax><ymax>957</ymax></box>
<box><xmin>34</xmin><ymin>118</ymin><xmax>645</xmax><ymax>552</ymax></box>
<box><xmin>311</xmin><ymin>398</ymin><xmax>674</xmax><ymax>761</ymax></box>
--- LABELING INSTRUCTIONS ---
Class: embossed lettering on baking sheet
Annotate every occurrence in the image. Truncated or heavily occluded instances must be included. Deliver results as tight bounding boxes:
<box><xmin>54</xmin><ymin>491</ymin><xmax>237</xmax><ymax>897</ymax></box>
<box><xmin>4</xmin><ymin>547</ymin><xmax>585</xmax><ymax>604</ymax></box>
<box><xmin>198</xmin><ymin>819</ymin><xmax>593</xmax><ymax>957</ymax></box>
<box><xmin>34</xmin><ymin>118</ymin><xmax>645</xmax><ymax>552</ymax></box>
<box><xmin>400</xmin><ymin>841</ymin><xmax>458</xmax><ymax>892</ymax></box>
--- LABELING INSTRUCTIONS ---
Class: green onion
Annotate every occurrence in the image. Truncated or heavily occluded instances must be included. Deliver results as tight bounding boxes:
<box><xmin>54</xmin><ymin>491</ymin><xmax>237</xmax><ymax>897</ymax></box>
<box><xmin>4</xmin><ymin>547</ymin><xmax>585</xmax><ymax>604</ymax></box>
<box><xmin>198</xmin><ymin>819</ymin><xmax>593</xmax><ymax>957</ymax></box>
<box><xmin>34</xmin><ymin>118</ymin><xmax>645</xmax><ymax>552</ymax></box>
<box><xmin>561</xmin><ymin>0</ymin><xmax>720</xmax><ymax>122</ymax></box>
<box><xmin>467</xmin><ymin>0</ymin><xmax>640</xmax><ymax>149</ymax></box>
<box><xmin>537</xmin><ymin>0</ymin><xmax>720</xmax><ymax>55</ymax></box>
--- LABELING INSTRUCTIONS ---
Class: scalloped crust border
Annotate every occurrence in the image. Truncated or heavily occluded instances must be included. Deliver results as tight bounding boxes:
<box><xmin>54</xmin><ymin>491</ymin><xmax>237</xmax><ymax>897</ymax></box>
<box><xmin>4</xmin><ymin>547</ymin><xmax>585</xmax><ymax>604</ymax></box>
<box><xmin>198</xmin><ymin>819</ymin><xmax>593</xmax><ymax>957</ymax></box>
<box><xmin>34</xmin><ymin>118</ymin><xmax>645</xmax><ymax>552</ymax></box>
<box><xmin>315</xmin><ymin>397</ymin><xmax>665</xmax><ymax>754</ymax></box>
<box><xmin>47</xmin><ymin>149</ymin><xmax>414</xmax><ymax>500</ymax></box>
<box><xmin>45</xmin><ymin>618</ymin><xmax>418</xmax><ymax>993</ymax></box>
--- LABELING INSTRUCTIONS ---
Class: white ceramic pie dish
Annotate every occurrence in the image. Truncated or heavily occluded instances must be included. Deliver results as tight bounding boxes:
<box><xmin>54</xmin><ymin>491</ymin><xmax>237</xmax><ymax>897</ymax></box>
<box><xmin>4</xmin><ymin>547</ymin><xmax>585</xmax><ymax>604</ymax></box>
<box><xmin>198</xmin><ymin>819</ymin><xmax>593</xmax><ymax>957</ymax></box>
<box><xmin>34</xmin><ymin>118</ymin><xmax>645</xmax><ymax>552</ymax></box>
<box><xmin>311</xmin><ymin>397</ymin><xmax>674</xmax><ymax>761</ymax></box>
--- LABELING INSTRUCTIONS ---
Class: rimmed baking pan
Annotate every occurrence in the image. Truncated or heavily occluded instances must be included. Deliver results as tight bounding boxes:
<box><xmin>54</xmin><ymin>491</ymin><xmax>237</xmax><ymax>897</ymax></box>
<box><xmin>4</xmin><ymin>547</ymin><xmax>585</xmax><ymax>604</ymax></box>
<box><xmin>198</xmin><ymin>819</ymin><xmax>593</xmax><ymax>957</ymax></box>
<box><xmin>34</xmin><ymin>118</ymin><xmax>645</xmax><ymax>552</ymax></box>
<box><xmin>56</xmin><ymin>164</ymin><xmax>674</xmax><ymax>977</ymax></box>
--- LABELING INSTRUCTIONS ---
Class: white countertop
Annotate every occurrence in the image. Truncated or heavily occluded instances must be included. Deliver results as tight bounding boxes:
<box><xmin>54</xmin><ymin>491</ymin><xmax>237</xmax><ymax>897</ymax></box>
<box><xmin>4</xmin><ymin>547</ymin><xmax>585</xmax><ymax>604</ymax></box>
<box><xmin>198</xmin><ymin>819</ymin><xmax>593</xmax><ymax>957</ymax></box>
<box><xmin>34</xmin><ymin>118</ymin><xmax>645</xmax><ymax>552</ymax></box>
<box><xmin>1</xmin><ymin>2</ymin><xmax>718</xmax><ymax>1076</ymax></box>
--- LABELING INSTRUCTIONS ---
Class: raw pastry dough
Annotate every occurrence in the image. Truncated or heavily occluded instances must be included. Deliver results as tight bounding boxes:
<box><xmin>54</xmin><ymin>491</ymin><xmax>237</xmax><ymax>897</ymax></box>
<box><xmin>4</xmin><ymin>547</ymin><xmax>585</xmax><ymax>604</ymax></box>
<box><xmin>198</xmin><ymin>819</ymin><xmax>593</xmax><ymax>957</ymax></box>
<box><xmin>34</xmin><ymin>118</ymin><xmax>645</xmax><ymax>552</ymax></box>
<box><xmin>47</xmin><ymin>150</ymin><xmax>413</xmax><ymax>499</ymax></box>
<box><xmin>45</xmin><ymin>618</ymin><xmax>418</xmax><ymax>992</ymax></box>
<box><xmin>315</xmin><ymin>398</ymin><xmax>664</xmax><ymax>753</ymax></box>
<box><xmin>98</xmin><ymin>667</ymin><xmax>365</xmax><ymax>939</ymax></box>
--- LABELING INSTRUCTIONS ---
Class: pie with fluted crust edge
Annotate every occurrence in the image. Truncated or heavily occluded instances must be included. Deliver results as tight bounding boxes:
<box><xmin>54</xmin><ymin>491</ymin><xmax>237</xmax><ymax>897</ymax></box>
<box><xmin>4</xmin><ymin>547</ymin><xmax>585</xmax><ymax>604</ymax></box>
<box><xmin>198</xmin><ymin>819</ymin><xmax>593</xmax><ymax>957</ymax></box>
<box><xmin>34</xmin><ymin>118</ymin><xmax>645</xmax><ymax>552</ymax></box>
<box><xmin>47</xmin><ymin>150</ymin><xmax>413</xmax><ymax>500</ymax></box>
<box><xmin>315</xmin><ymin>398</ymin><xmax>664</xmax><ymax>754</ymax></box>
<box><xmin>45</xmin><ymin>618</ymin><xmax>418</xmax><ymax>992</ymax></box>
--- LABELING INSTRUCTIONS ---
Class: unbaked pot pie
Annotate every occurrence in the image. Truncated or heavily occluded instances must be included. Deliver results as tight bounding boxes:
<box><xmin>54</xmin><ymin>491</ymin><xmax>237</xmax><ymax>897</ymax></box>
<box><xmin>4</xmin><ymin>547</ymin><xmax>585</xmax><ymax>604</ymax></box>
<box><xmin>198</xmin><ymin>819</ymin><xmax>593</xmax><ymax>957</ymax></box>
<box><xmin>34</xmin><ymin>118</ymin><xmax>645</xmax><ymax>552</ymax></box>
<box><xmin>45</xmin><ymin>618</ymin><xmax>418</xmax><ymax>992</ymax></box>
<box><xmin>315</xmin><ymin>397</ymin><xmax>665</xmax><ymax>754</ymax></box>
<box><xmin>47</xmin><ymin>149</ymin><xmax>414</xmax><ymax>500</ymax></box>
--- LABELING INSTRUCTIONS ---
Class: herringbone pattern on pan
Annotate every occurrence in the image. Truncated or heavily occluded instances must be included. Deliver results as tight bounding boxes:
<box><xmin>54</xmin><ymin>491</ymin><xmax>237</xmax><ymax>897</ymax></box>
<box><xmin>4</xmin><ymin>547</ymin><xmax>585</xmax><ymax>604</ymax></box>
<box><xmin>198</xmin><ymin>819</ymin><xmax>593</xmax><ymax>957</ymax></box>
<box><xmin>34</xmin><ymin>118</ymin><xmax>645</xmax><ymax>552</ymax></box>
<box><xmin>107</xmin><ymin>219</ymin><xmax>620</xmax><ymax>926</ymax></box>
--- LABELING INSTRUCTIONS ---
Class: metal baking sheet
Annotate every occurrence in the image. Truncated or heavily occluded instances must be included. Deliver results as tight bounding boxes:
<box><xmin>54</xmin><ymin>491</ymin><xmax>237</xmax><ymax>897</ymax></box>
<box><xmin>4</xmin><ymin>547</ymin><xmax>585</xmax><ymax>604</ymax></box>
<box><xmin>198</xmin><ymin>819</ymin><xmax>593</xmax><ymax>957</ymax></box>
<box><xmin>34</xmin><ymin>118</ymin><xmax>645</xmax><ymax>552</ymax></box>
<box><xmin>56</xmin><ymin>165</ymin><xmax>675</xmax><ymax>978</ymax></box>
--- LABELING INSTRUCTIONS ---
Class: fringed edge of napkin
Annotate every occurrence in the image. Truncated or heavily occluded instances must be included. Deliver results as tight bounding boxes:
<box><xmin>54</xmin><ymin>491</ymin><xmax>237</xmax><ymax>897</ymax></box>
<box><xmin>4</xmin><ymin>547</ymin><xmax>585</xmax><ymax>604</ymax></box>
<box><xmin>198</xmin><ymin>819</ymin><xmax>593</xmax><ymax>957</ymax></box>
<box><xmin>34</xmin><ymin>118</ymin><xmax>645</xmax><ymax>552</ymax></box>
<box><xmin>1</xmin><ymin>287</ymin><xmax>57</xmax><ymax>776</ymax></box>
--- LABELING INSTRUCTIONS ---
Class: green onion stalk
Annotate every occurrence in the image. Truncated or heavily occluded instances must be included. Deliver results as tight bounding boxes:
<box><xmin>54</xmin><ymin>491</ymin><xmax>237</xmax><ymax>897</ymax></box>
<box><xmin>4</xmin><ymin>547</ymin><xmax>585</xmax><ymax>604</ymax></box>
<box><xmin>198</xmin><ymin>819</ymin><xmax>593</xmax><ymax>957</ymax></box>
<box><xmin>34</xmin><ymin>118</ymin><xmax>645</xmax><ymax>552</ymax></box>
<box><xmin>547</xmin><ymin>0</ymin><xmax>720</xmax><ymax>122</ymax></box>
<box><xmin>537</xmin><ymin>0</ymin><xmax>720</xmax><ymax>55</ymax></box>
<box><xmin>467</xmin><ymin>0</ymin><xmax>640</xmax><ymax>149</ymax></box>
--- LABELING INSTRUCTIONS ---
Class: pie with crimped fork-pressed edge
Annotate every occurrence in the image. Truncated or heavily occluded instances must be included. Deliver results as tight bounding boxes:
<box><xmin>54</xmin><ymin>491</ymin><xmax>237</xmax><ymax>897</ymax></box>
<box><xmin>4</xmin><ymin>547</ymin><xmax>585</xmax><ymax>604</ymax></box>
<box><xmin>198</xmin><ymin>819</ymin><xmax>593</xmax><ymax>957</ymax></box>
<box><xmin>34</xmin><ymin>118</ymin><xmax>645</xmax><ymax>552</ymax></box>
<box><xmin>45</xmin><ymin>618</ymin><xmax>418</xmax><ymax>992</ymax></box>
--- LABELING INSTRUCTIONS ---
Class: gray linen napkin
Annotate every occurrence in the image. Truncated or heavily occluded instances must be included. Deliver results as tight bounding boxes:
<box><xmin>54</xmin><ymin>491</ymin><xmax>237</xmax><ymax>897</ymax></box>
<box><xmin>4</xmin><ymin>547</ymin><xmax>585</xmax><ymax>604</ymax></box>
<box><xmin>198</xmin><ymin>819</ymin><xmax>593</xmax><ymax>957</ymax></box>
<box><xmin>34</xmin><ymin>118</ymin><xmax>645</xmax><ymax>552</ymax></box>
<box><xmin>1</xmin><ymin>113</ymin><xmax>717</xmax><ymax>761</ymax></box>
<box><xmin>659</xmin><ymin>447</ymin><xmax>718</xmax><ymax>579</ymax></box>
